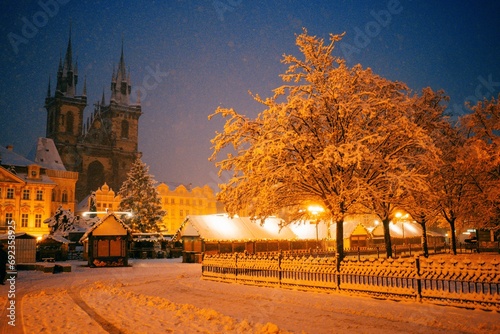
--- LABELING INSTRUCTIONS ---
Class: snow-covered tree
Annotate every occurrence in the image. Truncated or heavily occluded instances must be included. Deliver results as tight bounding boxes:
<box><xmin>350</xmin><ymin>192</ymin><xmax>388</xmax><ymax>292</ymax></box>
<box><xmin>118</xmin><ymin>158</ymin><xmax>165</xmax><ymax>233</ymax></box>
<box><xmin>400</xmin><ymin>88</ymin><xmax>450</xmax><ymax>257</ymax></box>
<box><xmin>460</xmin><ymin>95</ymin><xmax>500</xmax><ymax>232</ymax></box>
<box><xmin>210</xmin><ymin>30</ymin><xmax>441</xmax><ymax>260</ymax></box>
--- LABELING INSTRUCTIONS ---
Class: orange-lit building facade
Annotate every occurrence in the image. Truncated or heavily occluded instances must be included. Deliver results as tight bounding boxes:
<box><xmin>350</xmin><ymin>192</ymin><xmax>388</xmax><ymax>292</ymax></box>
<box><xmin>79</xmin><ymin>182</ymin><xmax>220</xmax><ymax>234</ymax></box>
<box><xmin>0</xmin><ymin>145</ymin><xmax>78</xmax><ymax>238</ymax></box>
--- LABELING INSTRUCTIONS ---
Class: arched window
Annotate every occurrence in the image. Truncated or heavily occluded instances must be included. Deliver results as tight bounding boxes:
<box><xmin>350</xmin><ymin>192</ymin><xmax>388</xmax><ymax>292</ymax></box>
<box><xmin>62</xmin><ymin>190</ymin><xmax>68</xmax><ymax>203</ymax></box>
<box><xmin>121</xmin><ymin>120</ymin><xmax>129</xmax><ymax>139</ymax></box>
<box><xmin>87</xmin><ymin>160</ymin><xmax>105</xmax><ymax>196</ymax></box>
<box><xmin>66</xmin><ymin>111</ymin><xmax>74</xmax><ymax>134</ymax></box>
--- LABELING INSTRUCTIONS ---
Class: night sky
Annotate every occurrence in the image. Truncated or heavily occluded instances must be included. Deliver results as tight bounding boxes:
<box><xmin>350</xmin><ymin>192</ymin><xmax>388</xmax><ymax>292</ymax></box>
<box><xmin>1</xmin><ymin>1</ymin><xmax>499</xmax><ymax>190</ymax></box>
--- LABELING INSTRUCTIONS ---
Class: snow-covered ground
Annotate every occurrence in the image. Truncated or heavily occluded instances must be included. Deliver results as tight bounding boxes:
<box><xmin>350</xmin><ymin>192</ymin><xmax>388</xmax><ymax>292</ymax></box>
<box><xmin>1</xmin><ymin>256</ymin><xmax>499</xmax><ymax>334</ymax></box>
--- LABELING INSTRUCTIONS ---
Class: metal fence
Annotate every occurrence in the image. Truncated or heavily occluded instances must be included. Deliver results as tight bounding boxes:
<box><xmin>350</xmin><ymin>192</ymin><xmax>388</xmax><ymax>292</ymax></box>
<box><xmin>202</xmin><ymin>252</ymin><xmax>500</xmax><ymax>312</ymax></box>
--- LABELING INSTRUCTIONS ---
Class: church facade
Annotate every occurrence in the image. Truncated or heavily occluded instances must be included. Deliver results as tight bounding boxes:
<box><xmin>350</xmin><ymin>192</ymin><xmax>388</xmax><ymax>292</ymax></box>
<box><xmin>44</xmin><ymin>32</ymin><xmax>141</xmax><ymax>202</ymax></box>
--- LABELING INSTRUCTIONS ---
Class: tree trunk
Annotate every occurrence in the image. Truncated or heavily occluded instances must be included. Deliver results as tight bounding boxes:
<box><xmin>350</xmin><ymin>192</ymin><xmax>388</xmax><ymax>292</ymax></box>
<box><xmin>336</xmin><ymin>218</ymin><xmax>344</xmax><ymax>261</ymax></box>
<box><xmin>449</xmin><ymin>218</ymin><xmax>457</xmax><ymax>255</ymax></box>
<box><xmin>420</xmin><ymin>221</ymin><xmax>429</xmax><ymax>258</ymax></box>
<box><xmin>382</xmin><ymin>217</ymin><xmax>393</xmax><ymax>258</ymax></box>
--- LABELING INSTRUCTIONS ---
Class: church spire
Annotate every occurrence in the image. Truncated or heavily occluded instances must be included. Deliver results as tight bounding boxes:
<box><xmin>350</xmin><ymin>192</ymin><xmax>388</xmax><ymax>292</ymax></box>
<box><xmin>101</xmin><ymin>88</ymin><xmax>106</xmax><ymax>105</ymax></box>
<box><xmin>55</xmin><ymin>25</ymin><xmax>78</xmax><ymax>97</ymax></box>
<box><xmin>83</xmin><ymin>75</ymin><xmax>87</xmax><ymax>96</ymax></box>
<box><xmin>46</xmin><ymin>77</ymin><xmax>51</xmax><ymax>98</ymax></box>
<box><xmin>110</xmin><ymin>40</ymin><xmax>131</xmax><ymax>106</ymax></box>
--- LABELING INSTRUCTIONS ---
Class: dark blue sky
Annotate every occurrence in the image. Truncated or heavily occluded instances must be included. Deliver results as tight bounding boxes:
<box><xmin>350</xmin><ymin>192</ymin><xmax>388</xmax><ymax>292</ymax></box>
<box><xmin>1</xmin><ymin>1</ymin><xmax>499</xmax><ymax>190</ymax></box>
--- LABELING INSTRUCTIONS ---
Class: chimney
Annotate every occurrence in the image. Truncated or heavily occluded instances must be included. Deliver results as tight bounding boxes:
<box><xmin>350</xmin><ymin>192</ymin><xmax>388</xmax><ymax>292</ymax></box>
<box><xmin>6</xmin><ymin>145</ymin><xmax>13</xmax><ymax>151</ymax></box>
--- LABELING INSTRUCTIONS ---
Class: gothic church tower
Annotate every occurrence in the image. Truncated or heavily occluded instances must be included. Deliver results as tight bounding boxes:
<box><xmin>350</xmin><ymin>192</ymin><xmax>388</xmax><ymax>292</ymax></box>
<box><xmin>44</xmin><ymin>28</ymin><xmax>87</xmax><ymax>171</ymax></box>
<box><xmin>45</xmin><ymin>30</ymin><xmax>142</xmax><ymax>202</ymax></box>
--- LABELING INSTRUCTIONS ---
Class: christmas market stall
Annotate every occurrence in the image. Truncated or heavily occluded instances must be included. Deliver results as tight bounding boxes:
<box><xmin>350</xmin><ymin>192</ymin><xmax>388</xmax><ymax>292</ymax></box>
<box><xmin>0</xmin><ymin>232</ymin><xmax>37</xmax><ymax>263</ymax></box>
<box><xmin>173</xmin><ymin>214</ymin><xmax>297</xmax><ymax>263</ymax></box>
<box><xmin>80</xmin><ymin>213</ymin><xmax>132</xmax><ymax>267</ymax></box>
<box><xmin>37</xmin><ymin>234</ymin><xmax>70</xmax><ymax>261</ymax></box>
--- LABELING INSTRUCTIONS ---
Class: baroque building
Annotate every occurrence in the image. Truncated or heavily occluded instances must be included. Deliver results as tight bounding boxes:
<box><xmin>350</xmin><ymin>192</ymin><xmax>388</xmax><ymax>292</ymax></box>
<box><xmin>44</xmin><ymin>31</ymin><xmax>141</xmax><ymax>202</ymax></box>
<box><xmin>77</xmin><ymin>182</ymin><xmax>219</xmax><ymax>234</ymax></box>
<box><xmin>0</xmin><ymin>141</ymin><xmax>78</xmax><ymax>238</ymax></box>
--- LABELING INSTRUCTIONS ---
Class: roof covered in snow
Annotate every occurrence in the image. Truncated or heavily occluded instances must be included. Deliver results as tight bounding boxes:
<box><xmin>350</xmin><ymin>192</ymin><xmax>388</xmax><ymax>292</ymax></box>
<box><xmin>176</xmin><ymin>215</ymin><xmax>296</xmax><ymax>241</ymax></box>
<box><xmin>80</xmin><ymin>213</ymin><xmax>132</xmax><ymax>241</ymax></box>
<box><xmin>27</xmin><ymin>137</ymin><xmax>66</xmax><ymax>171</ymax></box>
<box><xmin>0</xmin><ymin>144</ymin><xmax>36</xmax><ymax>167</ymax></box>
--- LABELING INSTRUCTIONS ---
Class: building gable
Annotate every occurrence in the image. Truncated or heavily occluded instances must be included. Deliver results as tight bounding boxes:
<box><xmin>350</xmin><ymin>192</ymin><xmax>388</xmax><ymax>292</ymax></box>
<box><xmin>92</xmin><ymin>215</ymin><xmax>129</xmax><ymax>236</ymax></box>
<box><xmin>0</xmin><ymin>166</ymin><xmax>25</xmax><ymax>184</ymax></box>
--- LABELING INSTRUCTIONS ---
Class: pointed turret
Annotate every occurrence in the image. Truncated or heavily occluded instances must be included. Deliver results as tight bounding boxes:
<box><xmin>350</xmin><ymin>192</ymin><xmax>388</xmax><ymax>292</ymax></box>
<box><xmin>82</xmin><ymin>75</ymin><xmax>87</xmax><ymax>96</ymax></box>
<box><xmin>54</xmin><ymin>26</ymin><xmax>78</xmax><ymax>97</ymax></box>
<box><xmin>47</xmin><ymin>77</ymin><xmax>51</xmax><ymax>98</ymax></box>
<box><xmin>110</xmin><ymin>41</ymin><xmax>131</xmax><ymax>106</ymax></box>
<box><xmin>101</xmin><ymin>89</ymin><xmax>106</xmax><ymax>105</ymax></box>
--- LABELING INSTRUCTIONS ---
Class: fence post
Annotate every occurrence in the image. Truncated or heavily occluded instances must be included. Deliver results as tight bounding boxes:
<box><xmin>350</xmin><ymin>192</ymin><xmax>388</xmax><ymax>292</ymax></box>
<box><xmin>234</xmin><ymin>253</ymin><xmax>238</xmax><ymax>282</ymax></box>
<box><xmin>278</xmin><ymin>250</ymin><xmax>283</xmax><ymax>286</ymax></box>
<box><xmin>415</xmin><ymin>256</ymin><xmax>422</xmax><ymax>301</ymax></box>
<box><xmin>335</xmin><ymin>252</ymin><xmax>341</xmax><ymax>292</ymax></box>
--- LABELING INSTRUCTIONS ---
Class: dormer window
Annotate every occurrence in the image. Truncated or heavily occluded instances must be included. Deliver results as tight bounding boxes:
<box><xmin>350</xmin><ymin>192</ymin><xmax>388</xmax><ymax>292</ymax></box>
<box><xmin>28</xmin><ymin>165</ymin><xmax>40</xmax><ymax>179</ymax></box>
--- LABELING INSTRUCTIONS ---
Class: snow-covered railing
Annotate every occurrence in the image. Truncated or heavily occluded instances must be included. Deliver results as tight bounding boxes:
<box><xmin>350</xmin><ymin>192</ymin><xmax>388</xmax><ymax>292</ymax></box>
<box><xmin>202</xmin><ymin>253</ymin><xmax>500</xmax><ymax>311</ymax></box>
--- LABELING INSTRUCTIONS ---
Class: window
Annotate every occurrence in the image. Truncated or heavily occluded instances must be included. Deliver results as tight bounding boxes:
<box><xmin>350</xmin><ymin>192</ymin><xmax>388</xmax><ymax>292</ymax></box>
<box><xmin>35</xmin><ymin>214</ymin><xmax>42</xmax><ymax>228</ymax></box>
<box><xmin>95</xmin><ymin>239</ymin><xmax>126</xmax><ymax>257</ymax></box>
<box><xmin>52</xmin><ymin>190</ymin><xmax>56</xmax><ymax>201</ymax></box>
<box><xmin>21</xmin><ymin>214</ymin><xmax>28</xmax><ymax>228</ymax></box>
<box><xmin>171</xmin><ymin>198</ymin><xmax>175</xmax><ymax>204</ymax></box>
<box><xmin>7</xmin><ymin>188</ymin><xmax>14</xmax><ymax>199</ymax></box>
<box><xmin>23</xmin><ymin>189</ymin><xmax>30</xmax><ymax>200</ymax></box>
<box><xmin>0</xmin><ymin>188</ymin><xmax>2</xmax><ymax>199</ymax></box>
<box><xmin>180</xmin><ymin>199</ymin><xmax>184</xmax><ymax>205</ymax></box>
<box><xmin>36</xmin><ymin>190</ymin><xmax>43</xmax><ymax>201</ymax></box>
<box><xmin>62</xmin><ymin>190</ymin><xmax>68</xmax><ymax>203</ymax></box>
<box><xmin>180</xmin><ymin>210</ymin><xmax>183</xmax><ymax>217</ymax></box>
<box><xmin>121</xmin><ymin>120</ymin><xmax>129</xmax><ymax>139</ymax></box>
<box><xmin>66</xmin><ymin>111</ymin><xmax>74</xmax><ymax>134</ymax></box>
<box><xmin>5</xmin><ymin>213</ymin><xmax>13</xmax><ymax>225</ymax></box>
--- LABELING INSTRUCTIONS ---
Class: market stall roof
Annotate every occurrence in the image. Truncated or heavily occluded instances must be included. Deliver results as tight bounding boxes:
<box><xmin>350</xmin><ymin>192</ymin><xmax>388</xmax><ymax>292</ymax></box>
<box><xmin>175</xmin><ymin>214</ymin><xmax>296</xmax><ymax>241</ymax></box>
<box><xmin>0</xmin><ymin>232</ymin><xmax>37</xmax><ymax>240</ymax></box>
<box><xmin>80</xmin><ymin>213</ymin><xmax>132</xmax><ymax>242</ymax></box>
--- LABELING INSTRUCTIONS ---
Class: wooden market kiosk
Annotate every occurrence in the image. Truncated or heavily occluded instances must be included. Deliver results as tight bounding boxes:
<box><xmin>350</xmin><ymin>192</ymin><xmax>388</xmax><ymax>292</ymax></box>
<box><xmin>80</xmin><ymin>213</ymin><xmax>132</xmax><ymax>267</ymax></box>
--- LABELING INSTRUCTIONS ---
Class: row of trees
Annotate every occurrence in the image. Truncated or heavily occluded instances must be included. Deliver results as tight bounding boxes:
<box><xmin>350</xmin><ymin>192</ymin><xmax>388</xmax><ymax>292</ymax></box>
<box><xmin>209</xmin><ymin>30</ymin><xmax>499</xmax><ymax>259</ymax></box>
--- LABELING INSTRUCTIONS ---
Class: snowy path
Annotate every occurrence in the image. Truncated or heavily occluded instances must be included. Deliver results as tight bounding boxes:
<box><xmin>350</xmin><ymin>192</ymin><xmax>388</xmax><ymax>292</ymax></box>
<box><xmin>1</xmin><ymin>258</ymin><xmax>499</xmax><ymax>333</ymax></box>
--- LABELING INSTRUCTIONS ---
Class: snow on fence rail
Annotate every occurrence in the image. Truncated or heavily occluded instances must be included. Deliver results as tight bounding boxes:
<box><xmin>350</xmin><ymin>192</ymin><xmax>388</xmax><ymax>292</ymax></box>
<box><xmin>202</xmin><ymin>253</ymin><xmax>500</xmax><ymax>311</ymax></box>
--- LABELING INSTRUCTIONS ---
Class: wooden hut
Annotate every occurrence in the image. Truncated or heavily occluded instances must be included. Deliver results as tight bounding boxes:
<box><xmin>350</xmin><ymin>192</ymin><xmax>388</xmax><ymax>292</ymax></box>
<box><xmin>37</xmin><ymin>234</ymin><xmax>70</xmax><ymax>261</ymax></box>
<box><xmin>80</xmin><ymin>213</ymin><xmax>132</xmax><ymax>267</ymax></box>
<box><xmin>0</xmin><ymin>232</ymin><xmax>37</xmax><ymax>263</ymax></box>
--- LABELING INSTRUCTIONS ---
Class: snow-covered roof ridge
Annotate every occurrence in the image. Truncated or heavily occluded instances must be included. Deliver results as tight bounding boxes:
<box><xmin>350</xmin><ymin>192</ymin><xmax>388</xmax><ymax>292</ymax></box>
<box><xmin>27</xmin><ymin>137</ymin><xmax>66</xmax><ymax>171</ymax></box>
<box><xmin>0</xmin><ymin>144</ymin><xmax>36</xmax><ymax>167</ymax></box>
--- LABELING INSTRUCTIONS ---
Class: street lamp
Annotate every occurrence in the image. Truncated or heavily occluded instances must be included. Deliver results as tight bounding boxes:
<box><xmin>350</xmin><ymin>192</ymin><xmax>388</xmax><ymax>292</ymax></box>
<box><xmin>395</xmin><ymin>212</ymin><xmax>408</xmax><ymax>245</ymax></box>
<box><xmin>308</xmin><ymin>205</ymin><xmax>324</xmax><ymax>248</ymax></box>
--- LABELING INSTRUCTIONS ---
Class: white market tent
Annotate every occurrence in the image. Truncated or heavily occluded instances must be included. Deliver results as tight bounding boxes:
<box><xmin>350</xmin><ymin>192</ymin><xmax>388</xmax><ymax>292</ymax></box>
<box><xmin>176</xmin><ymin>214</ymin><xmax>296</xmax><ymax>241</ymax></box>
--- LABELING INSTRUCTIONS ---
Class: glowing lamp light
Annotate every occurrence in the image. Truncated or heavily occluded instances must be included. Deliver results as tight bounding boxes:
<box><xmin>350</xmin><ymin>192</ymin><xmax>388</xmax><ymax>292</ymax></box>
<box><xmin>307</xmin><ymin>205</ymin><xmax>324</xmax><ymax>215</ymax></box>
<box><xmin>82</xmin><ymin>211</ymin><xmax>133</xmax><ymax>218</ymax></box>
